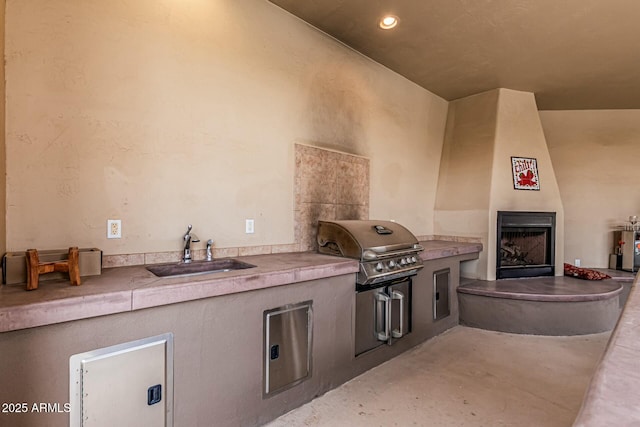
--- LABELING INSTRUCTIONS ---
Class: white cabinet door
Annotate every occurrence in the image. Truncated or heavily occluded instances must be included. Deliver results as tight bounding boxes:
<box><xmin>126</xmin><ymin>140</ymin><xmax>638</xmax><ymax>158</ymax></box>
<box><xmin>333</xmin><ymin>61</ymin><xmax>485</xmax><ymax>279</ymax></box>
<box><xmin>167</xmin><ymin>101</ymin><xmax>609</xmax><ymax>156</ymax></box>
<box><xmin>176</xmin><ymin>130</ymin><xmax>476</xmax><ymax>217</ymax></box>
<box><xmin>70</xmin><ymin>334</ymin><xmax>173</xmax><ymax>427</ymax></box>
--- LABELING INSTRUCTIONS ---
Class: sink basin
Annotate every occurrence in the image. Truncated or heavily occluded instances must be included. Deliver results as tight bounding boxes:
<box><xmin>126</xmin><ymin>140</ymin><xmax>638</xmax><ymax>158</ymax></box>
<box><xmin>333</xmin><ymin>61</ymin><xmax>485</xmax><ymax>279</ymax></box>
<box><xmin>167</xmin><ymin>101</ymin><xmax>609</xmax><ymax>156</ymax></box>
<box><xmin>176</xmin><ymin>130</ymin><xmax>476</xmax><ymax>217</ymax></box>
<box><xmin>146</xmin><ymin>259</ymin><xmax>257</xmax><ymax>278</ymax></box>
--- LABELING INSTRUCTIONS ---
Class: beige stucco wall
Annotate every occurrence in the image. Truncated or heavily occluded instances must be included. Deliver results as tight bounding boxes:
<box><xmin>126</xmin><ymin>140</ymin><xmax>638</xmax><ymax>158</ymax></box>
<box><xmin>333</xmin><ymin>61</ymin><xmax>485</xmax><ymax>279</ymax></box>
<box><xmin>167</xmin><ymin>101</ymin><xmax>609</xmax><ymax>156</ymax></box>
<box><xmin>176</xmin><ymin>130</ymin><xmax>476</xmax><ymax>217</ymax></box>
<box><xmin>540</xmin><ymin>110</ymin><xmax>640</xmax><ymax>267</ymax></box>
<box><xmin>0</xmin><ymin>0</ymin><xmax>5</xmax><ymax>256</ymax></box>
<box><xmin>435</xmin><ymin>90</ymin><xmax>497</xmax><ymax>278</ymax></box>
<box><xmin>489</xmin><ymin>89</ymin><xmax>564</xmax><ymax>278</ymax></box>
<box><xmin>4</xmin><ymin>0</ymin><xmax>448</xmax><ymax>255</ymax></box>
<box><xmin>435</xmin><ymin>89</ymin><xmax>563</xmax><ymax>280</ymax></box>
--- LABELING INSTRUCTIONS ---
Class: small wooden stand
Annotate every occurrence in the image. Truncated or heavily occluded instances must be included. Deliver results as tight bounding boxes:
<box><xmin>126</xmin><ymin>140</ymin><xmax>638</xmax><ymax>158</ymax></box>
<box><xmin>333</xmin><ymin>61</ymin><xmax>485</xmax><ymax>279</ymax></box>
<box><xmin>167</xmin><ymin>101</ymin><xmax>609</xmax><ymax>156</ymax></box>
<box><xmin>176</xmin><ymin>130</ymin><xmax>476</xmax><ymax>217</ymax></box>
<box><xmin>25</xmin><ymin>247</ymin><xmax>81</xmax><ymax>291</ymax></box>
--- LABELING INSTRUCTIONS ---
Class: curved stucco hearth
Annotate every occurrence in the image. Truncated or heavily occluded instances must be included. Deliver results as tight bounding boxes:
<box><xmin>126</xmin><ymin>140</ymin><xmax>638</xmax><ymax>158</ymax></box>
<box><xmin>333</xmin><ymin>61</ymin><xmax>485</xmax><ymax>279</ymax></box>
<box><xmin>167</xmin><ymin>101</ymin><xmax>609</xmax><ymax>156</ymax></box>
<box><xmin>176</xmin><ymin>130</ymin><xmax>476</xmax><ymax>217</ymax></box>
<box><xmin>457</xmin><ymin>276</ymin><xmax>623</xmax><ymax>335</ymax></box>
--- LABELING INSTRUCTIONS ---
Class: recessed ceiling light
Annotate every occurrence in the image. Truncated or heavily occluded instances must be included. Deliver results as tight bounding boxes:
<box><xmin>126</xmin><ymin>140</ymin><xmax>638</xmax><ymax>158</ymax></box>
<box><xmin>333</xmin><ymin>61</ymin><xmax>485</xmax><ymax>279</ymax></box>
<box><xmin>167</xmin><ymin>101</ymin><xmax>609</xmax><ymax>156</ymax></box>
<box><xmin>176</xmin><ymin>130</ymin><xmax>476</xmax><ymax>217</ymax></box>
<box><xmin>379</xmin><ymin>15</ymin><xmax>399</xmax><ymax>30</ymax></box>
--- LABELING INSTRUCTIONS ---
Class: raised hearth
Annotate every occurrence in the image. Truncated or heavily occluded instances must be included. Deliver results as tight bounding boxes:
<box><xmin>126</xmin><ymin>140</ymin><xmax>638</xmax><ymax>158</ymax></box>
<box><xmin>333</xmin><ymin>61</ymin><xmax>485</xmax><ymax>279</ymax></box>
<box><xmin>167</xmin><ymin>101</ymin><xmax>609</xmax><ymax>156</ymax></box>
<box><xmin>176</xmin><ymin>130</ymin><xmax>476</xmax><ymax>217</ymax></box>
<box><xmin>497</xmin><ymin>211</ymin><xmax>555</xmax><ymax>279</ymax></box>
<box><xmin>458</xmin><ymin>276</ymin><xmax>624</xmax><ymax>335</ymax></box>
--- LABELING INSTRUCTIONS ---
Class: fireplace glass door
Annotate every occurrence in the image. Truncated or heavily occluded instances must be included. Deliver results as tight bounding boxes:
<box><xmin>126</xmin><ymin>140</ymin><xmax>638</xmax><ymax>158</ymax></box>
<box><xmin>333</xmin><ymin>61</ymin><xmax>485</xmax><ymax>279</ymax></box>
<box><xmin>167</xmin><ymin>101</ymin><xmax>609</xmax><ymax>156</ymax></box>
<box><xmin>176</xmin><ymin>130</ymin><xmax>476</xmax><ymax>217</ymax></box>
<box><xmin>497</xmin><ymin>211</ymin><xmax>555</xmax><ymax>279</ymax></box>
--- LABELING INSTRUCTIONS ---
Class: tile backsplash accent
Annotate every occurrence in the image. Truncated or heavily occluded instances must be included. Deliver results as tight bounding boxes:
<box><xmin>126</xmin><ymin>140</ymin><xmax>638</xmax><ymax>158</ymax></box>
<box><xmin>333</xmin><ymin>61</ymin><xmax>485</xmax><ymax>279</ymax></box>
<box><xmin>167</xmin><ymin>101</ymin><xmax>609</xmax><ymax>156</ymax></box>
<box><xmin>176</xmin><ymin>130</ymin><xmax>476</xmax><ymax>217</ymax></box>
<box><xmin>294</xmin><ymin>143</ymin><xmax>370</xmax><ymax>251</ymax></box>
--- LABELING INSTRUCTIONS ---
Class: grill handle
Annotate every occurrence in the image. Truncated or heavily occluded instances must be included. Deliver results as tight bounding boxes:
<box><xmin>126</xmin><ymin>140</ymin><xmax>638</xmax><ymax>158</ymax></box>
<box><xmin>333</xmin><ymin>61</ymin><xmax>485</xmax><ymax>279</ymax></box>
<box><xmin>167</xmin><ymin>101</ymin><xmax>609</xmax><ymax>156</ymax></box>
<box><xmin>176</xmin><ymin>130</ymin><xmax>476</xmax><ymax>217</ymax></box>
<box><xmin>391</xmin><ymin>290</ymin><xmax>405</xmax><ymax>338</ymax></box>
<box><xmin>375</xmin><ymin>292</ymin><xmax>391</xmax><ymax>341</ymax></box>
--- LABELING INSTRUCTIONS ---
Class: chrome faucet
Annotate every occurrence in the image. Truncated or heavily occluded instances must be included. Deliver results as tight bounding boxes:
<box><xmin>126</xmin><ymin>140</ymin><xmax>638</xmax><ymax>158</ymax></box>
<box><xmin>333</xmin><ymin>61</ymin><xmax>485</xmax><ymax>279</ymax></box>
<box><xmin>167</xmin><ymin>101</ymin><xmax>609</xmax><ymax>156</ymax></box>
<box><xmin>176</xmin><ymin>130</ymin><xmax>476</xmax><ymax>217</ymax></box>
<box><xmin>206</xmin><ymin>239</ymin><xmax>214</xmax><ymax>261</ymax></box>
<box><xmin>182</xmin><ymin>224</ymin><xmax>200</xmax><ymax>263</ymax></box>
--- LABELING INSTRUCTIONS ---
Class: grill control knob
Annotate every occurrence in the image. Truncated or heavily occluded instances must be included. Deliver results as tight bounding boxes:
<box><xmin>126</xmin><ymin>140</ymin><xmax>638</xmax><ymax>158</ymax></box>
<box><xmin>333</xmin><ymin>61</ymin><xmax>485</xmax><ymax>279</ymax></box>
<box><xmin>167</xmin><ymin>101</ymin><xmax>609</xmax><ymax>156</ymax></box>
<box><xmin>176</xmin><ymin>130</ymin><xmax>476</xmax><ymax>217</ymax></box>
<box><xmin>400</xmin><ymin>258</ymin><xmax>407</xmax><ymax>265</ymax></box>
<box><xmin>411</xmin><ymin>256</ymin><xmax>417</xmax><ymax>263</ymax></box>
<box><xmin>375</xmin><ymin>262</ymin><xmax>384</xmax><ymax>272</ymax></box>
<box><xmin>388</xmin><ymin>260</ymin><xmax>395</xmax><ymax>268</ymax></box>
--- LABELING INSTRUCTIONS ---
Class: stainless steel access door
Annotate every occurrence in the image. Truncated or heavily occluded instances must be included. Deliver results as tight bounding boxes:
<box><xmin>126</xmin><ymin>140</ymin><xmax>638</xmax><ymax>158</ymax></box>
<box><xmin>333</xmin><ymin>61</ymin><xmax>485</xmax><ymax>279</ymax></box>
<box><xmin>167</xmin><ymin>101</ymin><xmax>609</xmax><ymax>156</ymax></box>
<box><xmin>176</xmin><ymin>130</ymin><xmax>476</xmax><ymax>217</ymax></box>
<box><xmin>355</xmin><ymin>287</ymin><xmax>388</xmax><ymax>356</ymax></box>
<box><xmin>355</xmin><ymin>279</ymin><xmax>411</xmax><ymax>356</ymax></box>
<box><xmin>264</xmin><ymin>301</ymin><xmax>313</xmax><ymax>397</ymax></box>
<box><xmin>433</xmin><ymin>268</ymin><xmax>451</xmax><ymax>320</ymax></box>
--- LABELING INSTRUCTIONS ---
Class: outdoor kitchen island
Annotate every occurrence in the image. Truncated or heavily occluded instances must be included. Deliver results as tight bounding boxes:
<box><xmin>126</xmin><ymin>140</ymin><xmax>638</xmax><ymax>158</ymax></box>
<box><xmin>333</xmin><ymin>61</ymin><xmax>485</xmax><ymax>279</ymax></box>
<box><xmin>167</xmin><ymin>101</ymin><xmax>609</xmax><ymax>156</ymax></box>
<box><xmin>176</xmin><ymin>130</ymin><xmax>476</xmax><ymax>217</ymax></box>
<box><xmin>0</xmin><ymin>240</ymin><xmax>481</xmax><ymax>427</ymax></box>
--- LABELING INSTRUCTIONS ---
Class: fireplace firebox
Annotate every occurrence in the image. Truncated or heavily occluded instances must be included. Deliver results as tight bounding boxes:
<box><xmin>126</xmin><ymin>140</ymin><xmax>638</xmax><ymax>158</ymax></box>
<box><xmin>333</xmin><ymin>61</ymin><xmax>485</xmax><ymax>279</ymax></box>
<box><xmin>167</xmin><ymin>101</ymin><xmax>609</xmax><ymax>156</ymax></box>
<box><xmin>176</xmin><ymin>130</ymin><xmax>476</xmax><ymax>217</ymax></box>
<box><xmin>497</xmin><ymin>211</ymin><xmax>555</xmax><ymax>279</ymax></box>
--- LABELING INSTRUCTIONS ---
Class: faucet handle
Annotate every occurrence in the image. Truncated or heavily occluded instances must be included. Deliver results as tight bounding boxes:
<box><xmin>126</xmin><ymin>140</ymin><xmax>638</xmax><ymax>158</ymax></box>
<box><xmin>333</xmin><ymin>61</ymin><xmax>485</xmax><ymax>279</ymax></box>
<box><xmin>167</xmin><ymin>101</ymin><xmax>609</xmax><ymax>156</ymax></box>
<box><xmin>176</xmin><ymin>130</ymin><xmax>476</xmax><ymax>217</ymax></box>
<box><xmin>184</xmin><ymin>224</ymin><xmax>193</xmax><ymax>240</ymax></box>
<box><xmin>184</xmin><ymin>224</ymin><xmax>200</xmax><ymax>242</ymax></box>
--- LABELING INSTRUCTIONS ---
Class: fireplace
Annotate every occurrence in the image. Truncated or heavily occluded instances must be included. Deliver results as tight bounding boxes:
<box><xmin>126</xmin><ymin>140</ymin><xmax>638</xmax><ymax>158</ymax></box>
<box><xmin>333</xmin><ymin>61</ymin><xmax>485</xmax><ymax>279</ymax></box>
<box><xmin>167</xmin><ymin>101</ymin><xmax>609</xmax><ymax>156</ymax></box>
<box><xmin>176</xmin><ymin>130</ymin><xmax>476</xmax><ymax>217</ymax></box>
<box><xmin>497</xmin><ymin>211</ymin><xmax>556</xmax><ymax>279</ymax></box>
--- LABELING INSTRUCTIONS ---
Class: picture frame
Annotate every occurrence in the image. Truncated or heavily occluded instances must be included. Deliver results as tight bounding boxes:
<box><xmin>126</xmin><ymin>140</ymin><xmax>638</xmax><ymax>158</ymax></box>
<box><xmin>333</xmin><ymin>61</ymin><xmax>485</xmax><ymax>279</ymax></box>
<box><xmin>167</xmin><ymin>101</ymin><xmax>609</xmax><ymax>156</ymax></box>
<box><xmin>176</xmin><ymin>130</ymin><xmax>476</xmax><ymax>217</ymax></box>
<box><xmin>511</xmin><ymin>157</ymin><xmax>540</xmax><ymax>190</ymax></box>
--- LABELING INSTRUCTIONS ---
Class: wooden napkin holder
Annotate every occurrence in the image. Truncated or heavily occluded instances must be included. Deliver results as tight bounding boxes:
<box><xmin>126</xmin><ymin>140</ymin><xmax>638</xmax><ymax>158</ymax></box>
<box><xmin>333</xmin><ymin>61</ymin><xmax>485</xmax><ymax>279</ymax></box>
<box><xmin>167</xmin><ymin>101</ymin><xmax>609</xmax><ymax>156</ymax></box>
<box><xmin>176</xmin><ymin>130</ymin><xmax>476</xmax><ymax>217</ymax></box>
<box><xmin>25</xmin><ymin>247</ymin><xmax>81</xmax><ymax>290</ymax></box>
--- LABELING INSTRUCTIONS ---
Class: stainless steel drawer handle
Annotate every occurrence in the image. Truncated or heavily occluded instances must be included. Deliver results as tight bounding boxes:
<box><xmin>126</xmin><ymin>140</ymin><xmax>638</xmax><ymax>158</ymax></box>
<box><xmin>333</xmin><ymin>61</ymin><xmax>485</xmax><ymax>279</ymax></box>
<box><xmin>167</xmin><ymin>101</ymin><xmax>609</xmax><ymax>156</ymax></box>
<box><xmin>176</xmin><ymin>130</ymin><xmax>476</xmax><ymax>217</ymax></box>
<box><xmin>375</xmin><ymin>292</ymin><xmax>391</xmax><ymax>341</ymax></box>
<box><xmin>391</xmin><ymin>290</ymin><xmax>404</xmax><ymax>338</ymax></box>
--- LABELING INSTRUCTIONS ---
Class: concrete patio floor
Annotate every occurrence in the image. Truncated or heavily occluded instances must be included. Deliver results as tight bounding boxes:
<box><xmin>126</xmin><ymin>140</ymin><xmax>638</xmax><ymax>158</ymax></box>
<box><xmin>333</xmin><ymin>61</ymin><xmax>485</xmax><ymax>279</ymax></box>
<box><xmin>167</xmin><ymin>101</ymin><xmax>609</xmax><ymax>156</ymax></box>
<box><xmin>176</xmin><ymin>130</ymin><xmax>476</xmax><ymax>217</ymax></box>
<box><xmin>266</xmin><ymin>326</ymin><xmax>609</xmax><ymax>426</ymax></box>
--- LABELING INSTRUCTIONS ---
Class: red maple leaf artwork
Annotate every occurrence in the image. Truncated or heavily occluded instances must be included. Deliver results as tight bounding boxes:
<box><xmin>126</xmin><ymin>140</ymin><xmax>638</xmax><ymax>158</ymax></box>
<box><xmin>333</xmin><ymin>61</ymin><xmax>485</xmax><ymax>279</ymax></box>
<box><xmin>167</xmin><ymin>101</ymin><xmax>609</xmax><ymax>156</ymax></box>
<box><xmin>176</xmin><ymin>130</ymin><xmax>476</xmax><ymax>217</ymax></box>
<box><xmin>518</xmin><ymin>170</ymin><xmax>537</xmax><ymax>187</ymax></box>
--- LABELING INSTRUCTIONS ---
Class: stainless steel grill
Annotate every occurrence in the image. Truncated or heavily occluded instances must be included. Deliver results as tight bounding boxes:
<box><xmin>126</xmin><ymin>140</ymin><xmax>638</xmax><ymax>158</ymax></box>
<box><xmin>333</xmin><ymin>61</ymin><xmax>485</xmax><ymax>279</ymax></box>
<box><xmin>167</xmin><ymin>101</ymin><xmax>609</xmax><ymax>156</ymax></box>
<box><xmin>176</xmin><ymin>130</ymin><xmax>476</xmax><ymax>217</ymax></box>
<box><xmin>317</xmin><ymin>220</ymin><xmax>424</xmax><ymax>286</ymax></box>
<box><xmin>317</xmin><ymin>220</ymin><xmax>424</xmax><ymax>355</ymax></box>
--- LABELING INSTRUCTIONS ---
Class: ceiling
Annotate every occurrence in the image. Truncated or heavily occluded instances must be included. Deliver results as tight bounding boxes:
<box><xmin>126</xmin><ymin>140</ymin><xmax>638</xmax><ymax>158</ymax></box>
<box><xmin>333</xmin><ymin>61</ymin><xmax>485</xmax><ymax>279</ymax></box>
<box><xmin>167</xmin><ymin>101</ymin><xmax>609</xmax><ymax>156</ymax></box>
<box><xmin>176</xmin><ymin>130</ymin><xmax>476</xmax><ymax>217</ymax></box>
<box><xmin>268</xmin><ymin>0</ymin><xmax>640</xmax><ymax>110</ymax></box>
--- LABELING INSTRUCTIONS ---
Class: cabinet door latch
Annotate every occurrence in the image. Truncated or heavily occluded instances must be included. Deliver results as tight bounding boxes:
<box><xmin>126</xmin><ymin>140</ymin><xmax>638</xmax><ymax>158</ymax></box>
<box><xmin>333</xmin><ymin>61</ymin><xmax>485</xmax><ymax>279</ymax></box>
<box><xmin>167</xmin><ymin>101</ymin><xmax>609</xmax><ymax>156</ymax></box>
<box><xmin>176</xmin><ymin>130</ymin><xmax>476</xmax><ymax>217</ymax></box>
<box><xmin>147</xmin><ymin>384</ymin><xmax>162</xmax><ymax>405</ymax></box>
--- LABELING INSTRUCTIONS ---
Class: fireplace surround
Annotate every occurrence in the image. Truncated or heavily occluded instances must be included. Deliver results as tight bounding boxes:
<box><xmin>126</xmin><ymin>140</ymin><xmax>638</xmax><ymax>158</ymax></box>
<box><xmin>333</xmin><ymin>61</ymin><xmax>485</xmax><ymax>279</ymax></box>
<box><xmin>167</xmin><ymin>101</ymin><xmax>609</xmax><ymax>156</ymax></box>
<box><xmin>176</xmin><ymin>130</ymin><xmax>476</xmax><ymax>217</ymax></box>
<box><xmin>497</xmin><ymin>211</ymin><xmax>556</xmax><ymax>279</ymax></box>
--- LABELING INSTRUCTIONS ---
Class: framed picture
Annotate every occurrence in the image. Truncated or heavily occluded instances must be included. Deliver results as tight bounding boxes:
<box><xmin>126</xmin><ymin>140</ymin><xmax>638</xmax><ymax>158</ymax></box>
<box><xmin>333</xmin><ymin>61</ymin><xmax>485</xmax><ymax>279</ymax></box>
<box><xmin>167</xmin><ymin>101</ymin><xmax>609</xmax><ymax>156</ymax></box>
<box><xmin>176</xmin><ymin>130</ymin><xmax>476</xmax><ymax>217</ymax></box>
<box><xmin>511</xmin><ymin>157</ymin><xmax>540</xmax><ymax>190</ymax></box>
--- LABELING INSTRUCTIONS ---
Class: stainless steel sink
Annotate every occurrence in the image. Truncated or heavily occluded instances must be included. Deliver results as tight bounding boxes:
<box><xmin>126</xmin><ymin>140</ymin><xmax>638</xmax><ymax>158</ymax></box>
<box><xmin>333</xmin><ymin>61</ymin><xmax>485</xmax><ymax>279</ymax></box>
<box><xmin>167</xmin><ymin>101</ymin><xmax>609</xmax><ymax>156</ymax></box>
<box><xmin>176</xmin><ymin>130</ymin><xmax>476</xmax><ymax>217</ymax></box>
<box><xmin>146</xmin><ymin>259</ymin><xmax>256</xmax><ymax>278</ymax></box>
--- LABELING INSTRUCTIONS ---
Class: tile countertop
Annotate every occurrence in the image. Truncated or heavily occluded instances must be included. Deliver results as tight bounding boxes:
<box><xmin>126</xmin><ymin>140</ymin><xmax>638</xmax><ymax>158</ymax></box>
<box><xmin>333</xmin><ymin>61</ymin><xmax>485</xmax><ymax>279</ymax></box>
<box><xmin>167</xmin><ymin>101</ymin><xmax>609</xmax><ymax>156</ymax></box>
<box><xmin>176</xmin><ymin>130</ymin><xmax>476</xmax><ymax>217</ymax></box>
<box><xmin>0</xmin><ymin>240</ymin><xmax>482</xmax><ymax>333</ymax></box>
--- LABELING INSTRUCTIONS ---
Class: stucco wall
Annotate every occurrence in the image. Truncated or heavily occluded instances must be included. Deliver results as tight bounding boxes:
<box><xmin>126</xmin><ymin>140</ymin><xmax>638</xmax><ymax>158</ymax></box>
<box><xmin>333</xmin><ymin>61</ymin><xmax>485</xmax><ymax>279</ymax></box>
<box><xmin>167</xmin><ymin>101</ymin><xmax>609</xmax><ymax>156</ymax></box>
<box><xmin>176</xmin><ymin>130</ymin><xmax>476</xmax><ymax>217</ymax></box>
<box><xmin>435</xmin><ymin>89</ymin><xmax>563</xmax><ymax>280</ymax></box>
<box><xmin>4</xmin><ymin>0</ymin><xmax>447</xmax><ymax>255</ymax></box>
<box><xmin>489</xmin><ymin>90</ymin><xmax>564</xmax><ymax>278</ymax></box>
<box><xmin>540</xmin><ymin>110</ymin><xmax>640</xmax><ymax>267</ymax></box>
<box><xmin>435</xmin><ymin>90</ymin><xmax>497</xmax><ymax>279</ymax></box>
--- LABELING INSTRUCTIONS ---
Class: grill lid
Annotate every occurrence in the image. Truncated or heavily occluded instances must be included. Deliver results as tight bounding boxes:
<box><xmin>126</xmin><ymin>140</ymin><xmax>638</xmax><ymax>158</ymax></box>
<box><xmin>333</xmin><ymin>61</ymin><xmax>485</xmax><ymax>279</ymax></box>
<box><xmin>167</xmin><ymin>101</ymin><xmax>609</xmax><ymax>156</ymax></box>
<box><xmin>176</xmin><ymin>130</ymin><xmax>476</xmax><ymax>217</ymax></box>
<box><xmin>317</xmin><ymin>220</ymin><xmax>420</xmax><ymax>260</ymax></box>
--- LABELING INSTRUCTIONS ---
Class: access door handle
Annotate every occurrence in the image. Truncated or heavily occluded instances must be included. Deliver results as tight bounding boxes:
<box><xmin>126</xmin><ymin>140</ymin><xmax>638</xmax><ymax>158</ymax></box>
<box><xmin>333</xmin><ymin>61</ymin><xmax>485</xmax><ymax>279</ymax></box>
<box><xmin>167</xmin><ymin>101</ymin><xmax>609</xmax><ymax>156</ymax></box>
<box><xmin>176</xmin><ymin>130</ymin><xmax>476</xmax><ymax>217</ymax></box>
<box><xmin>375</xmin><ymin>292</ymin><xmax>391</xmax><ymax>341</ymax></box>
<box><xmin>147</xmin><ymin>384</ymin><xmax>162</xmax><ymax>406</ymax></box>
<box><xmin>391</xmin><ymin>290</ymin><xmax>405</xmax><ymax>338</ymax></box>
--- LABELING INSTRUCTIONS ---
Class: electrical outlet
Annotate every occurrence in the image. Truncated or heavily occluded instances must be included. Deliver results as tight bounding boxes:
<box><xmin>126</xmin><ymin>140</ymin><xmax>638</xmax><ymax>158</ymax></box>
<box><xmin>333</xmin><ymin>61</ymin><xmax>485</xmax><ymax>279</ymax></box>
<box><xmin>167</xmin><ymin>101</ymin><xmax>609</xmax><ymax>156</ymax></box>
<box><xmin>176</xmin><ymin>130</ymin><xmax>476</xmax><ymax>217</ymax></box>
<box><xmin>245</xmin><ymin>219</ymin><xmax>255</xmax><ymax>234</ymax></box>
<box><xmin>574</xmin><ymin>258</ymin><xmax>581</xmax><ymax>267</ymax></box>
<box><xmin>107</xmin><ymin>219</ymin><xmax>122</xmax><ymax>239</ymax></box>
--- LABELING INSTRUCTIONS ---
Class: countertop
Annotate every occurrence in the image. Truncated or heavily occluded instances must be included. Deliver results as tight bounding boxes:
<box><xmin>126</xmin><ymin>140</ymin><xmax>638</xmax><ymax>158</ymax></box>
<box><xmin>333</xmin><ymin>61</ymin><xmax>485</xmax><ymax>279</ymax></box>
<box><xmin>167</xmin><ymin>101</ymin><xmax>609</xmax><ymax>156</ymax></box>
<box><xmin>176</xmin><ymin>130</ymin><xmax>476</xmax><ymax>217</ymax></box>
<box><xmin>0</xmin><ymin>240</ymin><xmax>482</xmax><ymax>333</ymax></box>
<box><xmin>458</xmin><ymin>276</ymin><xmax>623</xmax><ymax>302</ymax></box>
<box><xmin>419</xmin><ymin>240</ymin><xmax>482</xmax><ymax>260</ymax></box>
<box><xmin>573</xmin><ymin>272</ymin><xmax>640</xmax><ymax>425</ymax></box>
